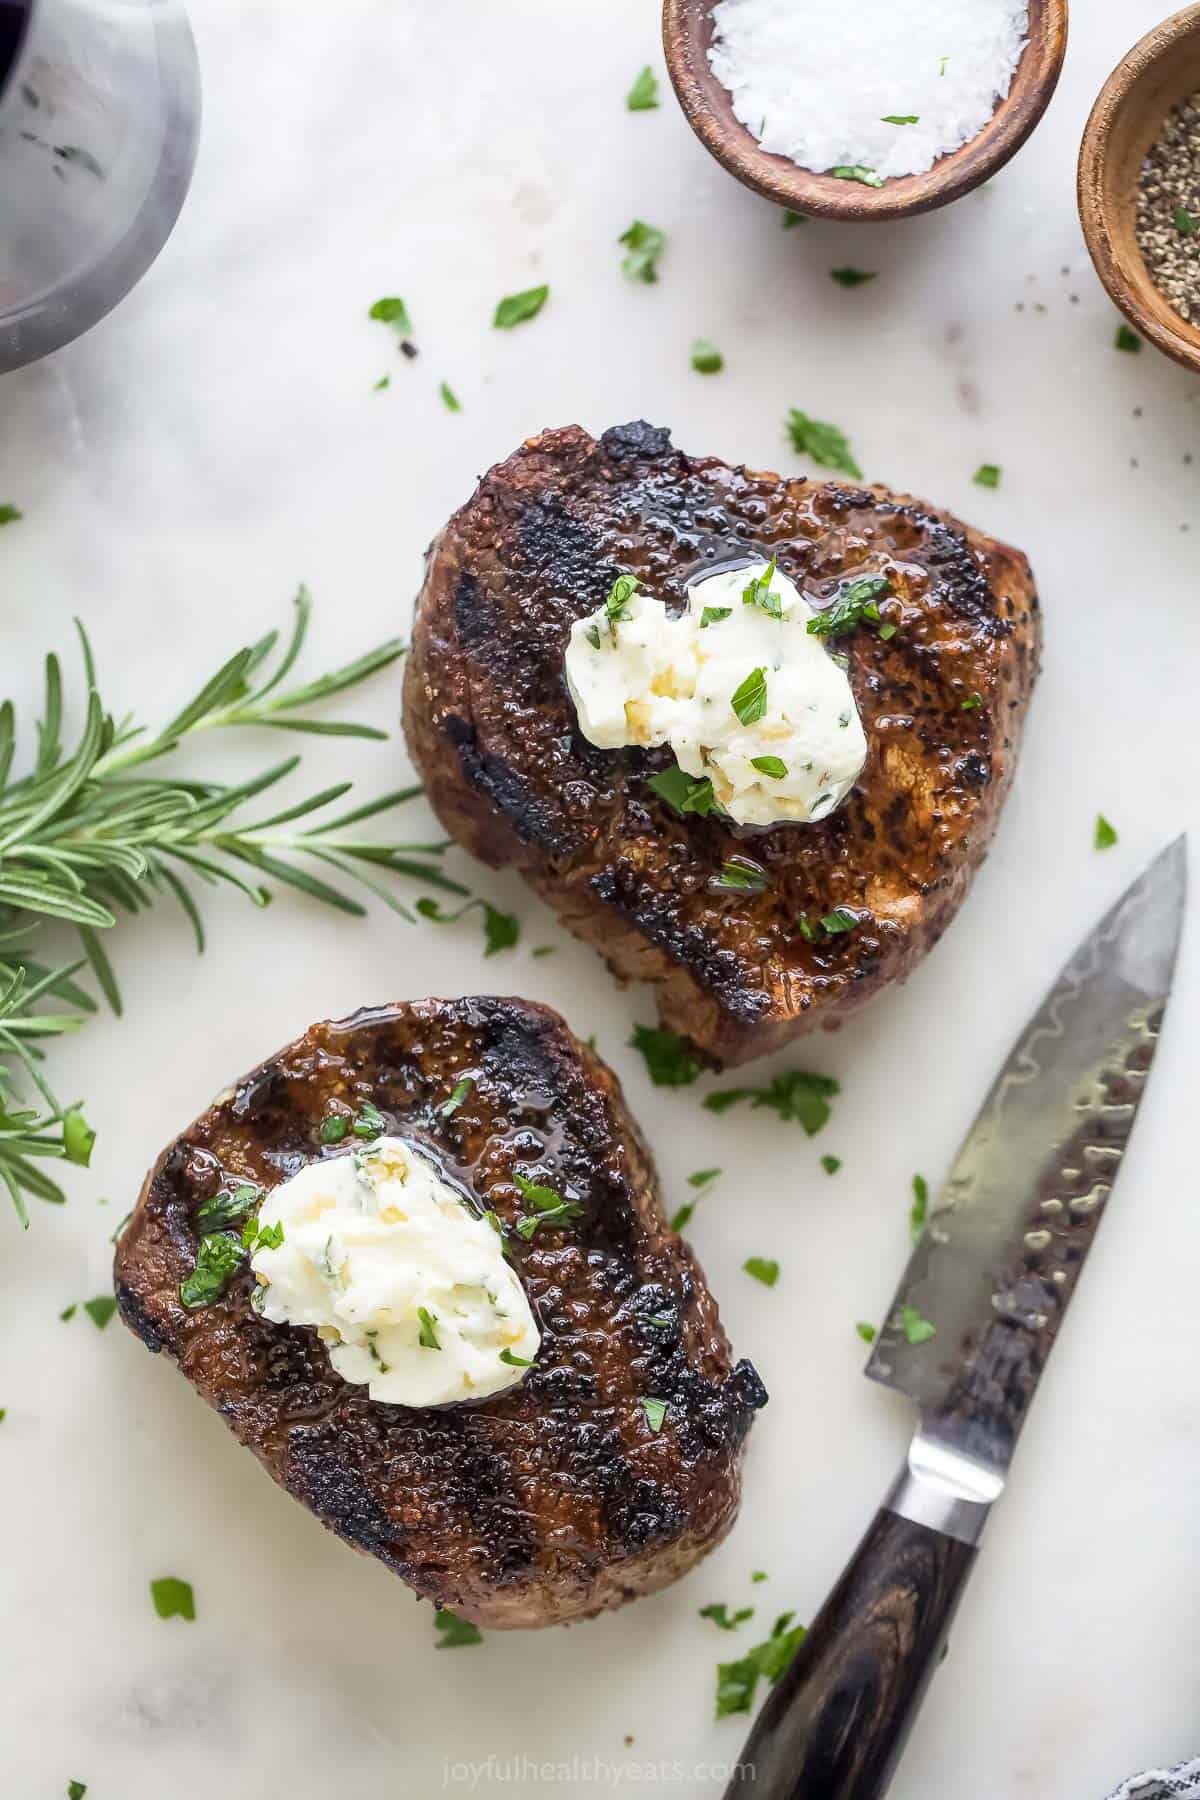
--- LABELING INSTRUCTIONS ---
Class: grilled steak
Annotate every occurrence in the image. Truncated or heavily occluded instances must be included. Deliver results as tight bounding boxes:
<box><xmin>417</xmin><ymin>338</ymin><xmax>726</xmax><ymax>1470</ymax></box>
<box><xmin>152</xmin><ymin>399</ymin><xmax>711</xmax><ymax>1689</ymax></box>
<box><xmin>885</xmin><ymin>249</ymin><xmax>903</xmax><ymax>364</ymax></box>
<box><xmin>403</xmin><ymin>423</ymin><xmax>1041</xmax><ymax>1065</ymax></box>
<box><xmin>114</xmin><ymin>996</ymin><xmax>766</xmax><ymax>1628</ymax></box>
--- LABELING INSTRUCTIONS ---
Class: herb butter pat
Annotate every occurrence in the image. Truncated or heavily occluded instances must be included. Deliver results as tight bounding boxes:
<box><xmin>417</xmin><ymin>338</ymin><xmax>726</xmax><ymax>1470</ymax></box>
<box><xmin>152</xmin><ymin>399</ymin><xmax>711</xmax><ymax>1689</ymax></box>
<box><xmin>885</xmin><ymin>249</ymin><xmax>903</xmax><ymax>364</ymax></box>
<box><xmin>564</xmin><ymin>563</ymin><xmax>867</xmax><ymax>827</ymax></box>
<box><xmin>249</xmin><ymin>1137</ymin><xmax>539</xmax><ymax>1406</ymax></box>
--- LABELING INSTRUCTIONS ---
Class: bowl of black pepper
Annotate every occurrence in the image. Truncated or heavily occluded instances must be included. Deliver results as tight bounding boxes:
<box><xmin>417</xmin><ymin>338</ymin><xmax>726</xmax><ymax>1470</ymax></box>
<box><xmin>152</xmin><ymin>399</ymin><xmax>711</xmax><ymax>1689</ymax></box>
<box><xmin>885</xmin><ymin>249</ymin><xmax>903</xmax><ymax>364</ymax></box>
<box><xmin>1079</xmin><ymin>4</ymin><xmax>1200</xmax><ymax>374</ymax></box>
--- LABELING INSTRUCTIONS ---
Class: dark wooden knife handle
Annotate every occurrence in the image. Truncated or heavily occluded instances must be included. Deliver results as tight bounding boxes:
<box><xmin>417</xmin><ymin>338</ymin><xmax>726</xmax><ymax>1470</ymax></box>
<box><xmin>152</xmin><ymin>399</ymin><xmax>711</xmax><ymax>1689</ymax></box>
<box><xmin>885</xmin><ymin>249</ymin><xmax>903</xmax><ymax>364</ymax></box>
<box><xmin>726</xmin><ymin>1508</ymin><xmax>977</xmax><ymax>1800</ymax></box>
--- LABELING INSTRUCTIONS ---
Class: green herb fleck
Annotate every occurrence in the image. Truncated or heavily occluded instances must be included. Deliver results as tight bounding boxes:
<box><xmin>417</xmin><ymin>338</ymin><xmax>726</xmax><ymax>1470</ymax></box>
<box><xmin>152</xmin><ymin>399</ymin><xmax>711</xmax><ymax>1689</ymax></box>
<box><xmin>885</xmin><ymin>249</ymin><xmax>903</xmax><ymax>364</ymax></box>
<box><xmin>493</xmin><ymin>285</ymin><xmax>549</xmax><ymax>329</ymax></box>
<box><xmin>417</xmin><ymin>1306</ymin><xmax>441</xmax><ymax>1350</ymax></box>
<box><xmin>900</xmin><ymin>1304</ymin><xmax>936</xmax><ymax>1345</ymax></box>
<box><xmin>1094</xmin><ymin>814</ymin><xmax>1118</xmax><ymax>850</ymax></box>
<box><xmin>856</xmin><ymin>1321</ymin><xmax>877</xmax><ymax>1344</ymax></box>
<box><xmin>752</xmin><ymin>1570</ymin><xmax>767</xmax><ymax>1583</ymax></box>
<box><xmin>730</xmin><ymin>666</ymin><xmax>768</xmax><ymax>726</ymax></box>
<box><xmin>820</xmin><ymin>909</ymin><xmax>858</xmax><ymax>936</ymax></box>
<box><xmin>830</xmin><ymin>165</ymin><xmax>884</xmax><ymax>188</ymax></box>
<box><xmin>691</xmin><ymin>339</ymin><xmax>724</xmax><ymax>374</ymax></box>
<box><xmin>242</xmin><ymin>1216</ymin><xmax>283</xmax><ymax>1254</ymax></box>
<box><xmin>150</xmin><ymin>1576</ymin><xmax>195</xmax><ymax>1621</ymax></box>
<box><xmin>197</xmin><ymin>1184</ymin><xmax>258</xmax><ymax>1230</ymax></box>
<box><xmin>531</xmin><ymin>945</ymin><xmax>556</xmax><ymax>958</ymax></box>
<box><xmin>441</xmin><ymin>1077</ymin><xmax>474</xmax><ymax>1118</ymax></box>
<box><xmin>700</xmin><ymin>606</ymin><xmax>732</xmax><ymax>628</ymax></box>
<box><xmin>180</xmin><ymin>1233</ymin><xmax>243</xmax><ymax>1310</ymax></box>
<box><xmin>882</xmin><ymin>114</ymin><xmax>919</xmax><ymax>125</ymax></box>
<box><xmin>750</xmin><ymin>756</ymin><xmax>787</xmax><ymax>779</ymax></box>
<box><xmin>705</xmin><ymin>1069</ymin><xmax>838</xmax><ymax>1135</ymax></box>
<box><xmin>68</xmin><ymin>1785</ymin><xmax>87</xmax><ymax>1799</ymax></box>
<box><xmin>368</xmin><ymin>296</ymin><xmax>413</xmax><ymax>333</ymax></box>
<box><xmin>0</xmin><ymin>506</ymin><xmax>22</xmax><ymax>526</ymax></box>
<box><xmin>499</xmin><ymin>1348</ymin><xmax>534</xmax><ymax>1367</ymax></box>
<box><xmin>688</xmin><ymin>1168</ymin><xmax>721</xmax><ymax>1189</ymax></box>
<box><xmin>742</xmin><ymin>559</ymin><xmax>782</xmax><ymax>618</ymax></box>
<box><xmin>435</xmin><ymin>1608</ymin><xmax>483</xmax><ymax>1648</ymax></box>
<box><xmin>514</xmin><ymin>1172</ymin><xmax>583</xmax><ymax>1238</ymax></box>
<box><xmin>630</xmin><ymin>1023</ymin><xmax>702</xmax><ymax>1087</ymax></box>
<box><xmin>700</xmin><ymin>1603</ymin><xmax>755</xmax><ymax>1631</ymax></box>
<box><xmin>605</xmin><ymin>572</ymin><xmax>639</xmax><ymax>626</ymax></box>
<box><xmin>1176</xmin><ymin>206</ymin><xmax>1196</xmax><ymax>237</ymax></box>
<box><xmin>62</xmin><ymin>1107</ymin><xmax>95</xmax><ymax>1166</ymax></box>
<box><xmin>743</xmin><ymin>1257</ymin><xmax>780</xmax><ymax>1288</ymax></box>
<box><xmin>716</xmin><ymin>1612</ymin><xmax>807</xmax><ymax>1718</ymax></box>
<box><xmin>711</xmin><ymin>856</ymin><xmax>769</xmax><ymax>895</ymax></box>
<box><xmin>1114</xmin><ymin>324</ymin><xmax>1141</xmax><ymax>353</ymax></box>
<box><xmin>821</xmin><ymin>1155</ymin><xmax>841</xmax><ymax>1175</ymax></box>
<box><xmin>939</xmin><ymin>55</ymin><xmax>949</xmax><ymax>75</ymax></box>
<box><xmin>781</xmin><ymin>210</ymin><xmax>804</xmax><ymax>229</ymax></box>
<box><xmin>84</xmin><ymin>1295</ymin><xmax>117</xmax><ymax>1330</ymax></box>
<box><xmin>619</xmin><ymin>220</ymin><xmax>666</xmax><ymax>283</ymax></box>
<box><xmin>641</xmin><ymin>1396</ymin><xmax>668</xmax><ymax>1432</ymax></box>
<box><xmin>353</xmin><ymin>1099</ymin><xmax>387</xmax><ymax>1139</ymax></box>
<box><xmin>786</xmin><ymin>409</ymin><xmax>862</xmax><ymax>479</ymax></box>
<box><xmin>910</xmin><ymin>1173</ymin><xmax>928</xmax><ymax>1242</ymax></box>
<box><xmin>373</xmin><ymin>375</ymin><xmax>390</xmax><ymax>392</ymax></box>
<box><xmin>669</xmin><ymin>1201</ymin><xmax>695</xmax><ymax>1232</ymax></box>
<box><xmin>626</xmin><ymin>65</ymin><xmax>659</xmax><ymax>111</ymax></box>
<box><xmin>831</xmin><ymin>268</ymin><xmax>877</xmax><ymax>288</ymax></box>
<box><xmin>416</xmin><ymin>895</ymin><xmax>519</xmax><ymax>956</ymax></box>
<box><xmin>961</xmin><ymin>693</ymin><xmax>982</xmax><ymax>711</ymax></box>
<box><xmin>439</xmin><ymin>381</ymin><xmax>461</xmax><ymax>412</ymax></box>
<box><xmin>60</xmin><ymin>1304</ymin><xmax>77</xmax><ymax>1322</ymax></box>
<box><xmin>646</xmin><ymin>762</ymin><xmax>718</xmax><ymax>817</ymax></box>
<box><xmin>807</xmin><ymin>574</ymin><xmax>890</xmax><ymax>639</ymax></box>
<box><xmin>973</xmin><ymin>464</ymin><xmax>1001</xmax><ymax>488</ymax></box>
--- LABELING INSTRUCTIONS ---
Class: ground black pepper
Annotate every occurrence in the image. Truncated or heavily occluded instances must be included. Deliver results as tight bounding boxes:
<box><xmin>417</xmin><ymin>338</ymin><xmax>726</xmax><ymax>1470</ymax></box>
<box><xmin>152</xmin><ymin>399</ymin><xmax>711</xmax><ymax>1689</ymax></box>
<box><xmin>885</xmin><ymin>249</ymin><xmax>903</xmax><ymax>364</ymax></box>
<box><xmin>1136</xmin><ymin>90</ymin><xmax>1200</xmax><ymax>322</ymax></box>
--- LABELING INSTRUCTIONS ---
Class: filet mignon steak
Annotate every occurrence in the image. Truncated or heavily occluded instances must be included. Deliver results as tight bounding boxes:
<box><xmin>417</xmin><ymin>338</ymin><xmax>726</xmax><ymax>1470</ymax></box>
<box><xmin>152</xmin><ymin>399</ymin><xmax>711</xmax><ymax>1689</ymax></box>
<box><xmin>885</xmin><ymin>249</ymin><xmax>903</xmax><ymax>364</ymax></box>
<box><xmin>114</xmin><ymin>996</ymin><xmax>767</xmax><ymax>1628</ymax></box>
<box><xmin>403</xmin><ymin>422</ymin><xmax>1041</xmax><ymax>1065</ymax></box>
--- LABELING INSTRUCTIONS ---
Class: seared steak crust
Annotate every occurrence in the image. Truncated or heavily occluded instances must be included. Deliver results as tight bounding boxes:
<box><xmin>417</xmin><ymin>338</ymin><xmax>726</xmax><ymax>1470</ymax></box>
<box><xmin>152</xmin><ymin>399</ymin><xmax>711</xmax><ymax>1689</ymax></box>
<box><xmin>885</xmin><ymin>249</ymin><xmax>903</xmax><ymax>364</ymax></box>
<box><xmin>114</xmin><ymin>996</ymin><xmax>766</xmax><ymax>1628</ymax></box>
<box><xmin>403</xmin><ymin>423</ymin><xmax>1041</xmax><ymax>1064</ymax></box>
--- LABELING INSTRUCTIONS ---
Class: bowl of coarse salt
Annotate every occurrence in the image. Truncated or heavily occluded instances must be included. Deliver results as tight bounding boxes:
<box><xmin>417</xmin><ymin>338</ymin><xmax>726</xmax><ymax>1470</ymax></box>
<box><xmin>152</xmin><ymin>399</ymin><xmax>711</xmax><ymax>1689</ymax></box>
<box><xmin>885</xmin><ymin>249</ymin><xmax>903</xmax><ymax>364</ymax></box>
<box><xmin>1079</xmin><ymin>5</ymin><xmax>1200</xmax><ymax>376</ymax></box>
<box><xmin>662</xmin><ymin>0</ymin><xmax>1069</xmax><ymax>223</ymax></box>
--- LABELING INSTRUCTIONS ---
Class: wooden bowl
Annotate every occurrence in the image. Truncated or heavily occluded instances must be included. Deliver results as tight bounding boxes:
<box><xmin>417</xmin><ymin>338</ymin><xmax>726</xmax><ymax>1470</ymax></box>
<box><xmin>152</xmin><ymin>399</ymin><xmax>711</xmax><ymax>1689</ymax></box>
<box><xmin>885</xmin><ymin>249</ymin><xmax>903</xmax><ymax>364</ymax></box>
<box><xmin>662</xmin><ymin>0</ymin><xmax>1069</xmax><ymax>223</ymax></box>
<box><xmin>1079</xmin><ymin>6</ymin><xmax>1200</xmax><ymax>374</ymax></box>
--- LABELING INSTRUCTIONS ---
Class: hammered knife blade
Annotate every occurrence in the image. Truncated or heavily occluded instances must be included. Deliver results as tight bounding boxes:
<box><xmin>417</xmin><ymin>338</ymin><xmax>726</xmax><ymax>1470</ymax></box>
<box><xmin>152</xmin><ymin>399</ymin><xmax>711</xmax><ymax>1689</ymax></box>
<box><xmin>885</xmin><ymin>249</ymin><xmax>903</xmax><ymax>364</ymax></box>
<box><xmin>725</xmin><ymin>837</ymin><xmax>1187</xmax><ymax>1800</ymax></box>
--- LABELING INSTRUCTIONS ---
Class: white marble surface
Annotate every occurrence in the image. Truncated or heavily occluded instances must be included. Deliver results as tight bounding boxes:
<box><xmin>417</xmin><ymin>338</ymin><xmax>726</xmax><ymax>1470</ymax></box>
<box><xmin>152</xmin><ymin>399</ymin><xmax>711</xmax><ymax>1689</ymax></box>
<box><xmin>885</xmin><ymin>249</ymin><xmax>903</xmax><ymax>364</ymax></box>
<box><xmin>2</xmin><ymin>3</ymin><xmax>1199</xmax><ymax>1796</ymax></box>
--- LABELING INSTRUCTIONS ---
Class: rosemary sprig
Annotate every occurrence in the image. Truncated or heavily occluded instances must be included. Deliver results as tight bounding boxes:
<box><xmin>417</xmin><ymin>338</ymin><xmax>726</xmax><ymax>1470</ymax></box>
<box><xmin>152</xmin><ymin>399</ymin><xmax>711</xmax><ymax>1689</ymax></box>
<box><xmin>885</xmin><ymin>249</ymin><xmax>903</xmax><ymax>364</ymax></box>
<box><xmin>0</xmin><ymin>589</ymin><xmax>464</xmax><ymax>1225</ymax></box>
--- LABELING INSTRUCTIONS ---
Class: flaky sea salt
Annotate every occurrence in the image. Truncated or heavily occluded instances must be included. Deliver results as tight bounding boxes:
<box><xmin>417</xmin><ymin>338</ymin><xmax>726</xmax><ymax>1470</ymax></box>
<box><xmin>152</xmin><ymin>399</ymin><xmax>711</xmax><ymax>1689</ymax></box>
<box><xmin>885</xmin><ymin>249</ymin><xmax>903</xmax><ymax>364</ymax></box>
<box><xmin>708</xmin><ymin>0</ymin><xmax>1029</xmax><ymax>182</ymax></box>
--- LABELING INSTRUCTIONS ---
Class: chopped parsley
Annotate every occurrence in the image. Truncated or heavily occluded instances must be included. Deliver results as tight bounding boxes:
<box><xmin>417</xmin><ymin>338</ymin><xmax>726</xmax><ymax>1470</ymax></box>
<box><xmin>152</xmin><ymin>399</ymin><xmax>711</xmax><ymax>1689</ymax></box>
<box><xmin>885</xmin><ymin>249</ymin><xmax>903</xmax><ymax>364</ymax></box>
<box><xmin>830</xmin><ymin>268</ymin><xmax>877</xmax><ymax>288</ymax></box>
<box><xmin>499</xmin><ymin>1348</ymin><xmax>534</xmax><ymax>1367</ymax></box>
<box><xmin>641</xmin><ymin>1396</ymin><xmax>668</xmax><ymax>1432</ymax></box>
<box><xmin>716</xmin><ymin>1611</ymin><xmax>807</xmax><ymax>1718</ymax></box>
<box><xmin>150</xmin><ymin>1576</ymin><xmax>195</xmax><ymax>1621</ymax></box>
<box><xmin>691</xmin><ymin>339</ymin><xmax>724</xmax><ymax>374</ymax></box>
<box><xmin>705</xmin><ymin>1069</ymin><xmax>838</xmax><ymax>1135</ymax></box>
<box><xmin>781</xmin><ymin>210</ymin><xmax>804</xmax><ymax>229</ymax></box>
<box><xmin>68</xmin><ymin>1785</ymin><xmax>87</xmax><ymax>1798</ymax></box>
<box><xmin>417</xmin><ymin>1306</ymin><xmax>441</xmax><ymax>1350</ymax></box>
<box><xmin>242</xmin><ymin>1216</ymin><xmax>283</xmax><ymax>1254</ymax></box>
<box><xmin>741</xmin><ymin>559</ymin><xmax>782</xmax><ymax>617</ymax></box>
<box><xmin>180</xmin><ymin>1233</ymin><xmax>243</xmax><ymax>1309</ymax></box>
<box><xmin>752</xmin><ymin>1571</ymin><xmax>767</xmax><ymax>1583</ymax></box>
<box><xmin>900</xmin><ymin>1303</ymin><xmax>936</xmax><ymax>1345</ymax></box>
<box><xmin>353</xmin><ymin>1100</ymin><xmax>387</xmax><ymax>1139</ymax></box>
<box><xmin>700</xmin><ymin>606</ymin><xmax>732</xmax><ymax>628</ymax></box>
<box><xmin>441</xmin><ymin>1077</ymin><xmax>474</xmax><ymax>1118</ymax></box>
<box><xmin>961</xmin><ymin>693</ymin><xmax>983</xmax><ymax>711</ymax></box>
<box><xmin>531</xmin><ymin>945</ymin><xmax>556</xmax><ymax>958</ymax></box>
<box><xmin>1176</xmin><ymin>206</ymin><xmax>1196</xmax><ymax>237</ymax></box>
<box><xmin>821</xmin><ymin>1155</ymin><xmax>841</xmax><ymax>1175</ymax></box>
<box><xmin>435</xmin><ymin>1608</ymin><xmax>483</xmax><ymax>1648</ymax></box>
<box><xmin>646</xmin><ymin>762</ymin><xmax>718</xmax><ymax>817</ymax></box>
<box><xmin>669</xmin><ymin>1202</ymin><xmax>695</xmax><ymax>1233</ymax></box>
<box><xmin>730</xmin><ymin>665</ymin><xmax>768</xmax><ymax>725</ymax></box>
<box><xmin>439</xmin><ymin>381</ymin><xmax>461</xmax><ymax>412</ymax></box>
<box><xmin>820</xmin><ymin>908</ymin><xmax>858</xmax><ymax>935</ymax></box>
<box><xmin>1114</xmin><ymin>323</ymin><xmax>1142</xmax><ymax>353</ymax></box>
<box><xmin>197</xmin><ymin>1184</ymin><xmax>258</xmax><ymax>1230</ymax></box>
<box><xmin>0</xmin><ymin>505</ymin><xmax>22</xmax><ymax>526</ymax></box>
<box><xmin>63</xmin><ymin>1107</ymin><xmax>95</xmax><ymax>1166</ymax></box>
<box><xmin>689</xmin><ymin>1168</ymin><xmax>721</xmax><ymax>1189</ymax></box>
<box><xmin>514</xmin><ymin>1172</ymin><xmax>583</xmax><ymax>1238</ymax></box>
<box><xmin>1095</xmin><ymin>814</ymin><xmax>1118</xmax><ymax>850</ymax></box>
<box><xmin>619</xmin><ymin>219</ymin><xmax>666</xmax><ymax>283</ymax></box>
<box><xmin>0</xmin><ymin>1410</ymin><xmax>5</xmax><ymax>1423</ymax></box>
<box><xmin>856</xmin><ymin>1321</ymin><xmax>877</xmax><ymax>1344</ymax></box>
<box><xmin>882</xmin><ymin>114</ymin><xmax>919</xmax><ymax>125</ymax></box>
<box><xmin>626</xmin><ymin>65</ymin><xmax>659</xmax><ymax>111</ymax></box>
<box><xmin>493</xmin><ymin>285</ymin><xmax>549</xmax><ymax>328</ymax></box>
<box><xmin>807</xmin><ymin>573</ymin><xmax>890</xmax><ymax>638</ymax></box>
<box><xmin>630</xmin><ymin>1023</ymin><xmax>702</xmax><ymax>1087</ymax></box>
<box><xmin>60</xmin><ymin>1304</ymin><xmax>77</xmax><ymax>1322</ymax></box>
<box><xmin>373</xmin><ymin>375</ymin><xmax>390</xmax><ymax>392</ymax></box>
<box><xmin>83</xmin><ymin>1295</ymin><xmax>117</xmax><ymax>1330</ymax></box>
<box><xmin>711</xmin><ymin>856</ymin><xmax>769</xmax><ymax>894</ymax></box>
<box><xmin>786</xmin><ymin>408</ymin><xmax>863</xmax><ymax>480</ymax></box>
<box><xmin>320</xmin><ymin>1113</ymin><xmax>350</xmax><ymax>1144</ymax></box>
<box><xmin>416</xmin><ymin>895</ymin><xmax>519</xmax><ymax>956</ymax></box>
<box><xmin>368</xmin><ymin>295</ymin><xmax>413</xmax><ymax>334</ymax></box>
<box><xmin>605</xmin><ymin>572</ymin><xmax>639</xmax><ymax>626</ymax></box>
<box><xmin>830</xmin><ymin>165</ymin><xmax>884</xmax><ymax>188</ymax></box>
<box><xmin>910</xmin><ymin>1174</ymin><xmax>928</xmax><ymax>1242</ymax></box>
<box><xmin>743</xmin><ymin>1257</ymin><xmax>780</xmax><ymax>1288</ymax></box>
<box><xmin>750</xmin><ymin>756</ymin><xmax>787</xmax><ymax>779</ymax></box>
<box><xmin>700</xmin><ymin>1603</ymin><xmax>754</xmax><ymax>1631</ymax></box>
<box><xmin>973</xmin><ymin>464</ymin><xmax>1001</xmax><ymax>488</ymax></box>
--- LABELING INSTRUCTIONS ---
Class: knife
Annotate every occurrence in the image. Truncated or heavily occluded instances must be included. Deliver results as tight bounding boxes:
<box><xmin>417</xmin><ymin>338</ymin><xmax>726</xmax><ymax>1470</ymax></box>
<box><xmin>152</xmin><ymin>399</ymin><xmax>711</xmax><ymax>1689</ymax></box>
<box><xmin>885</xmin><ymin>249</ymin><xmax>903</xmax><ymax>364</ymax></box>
<box><xmin>725</xmin><ymin>837</ymin><xmax>1187</xmax><ymax>1800</ymax></box>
